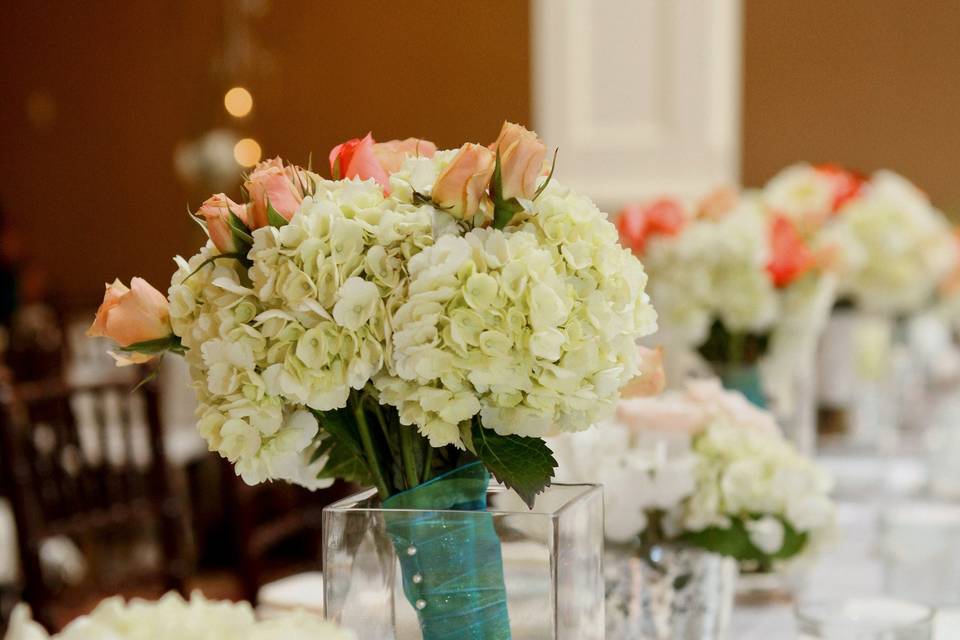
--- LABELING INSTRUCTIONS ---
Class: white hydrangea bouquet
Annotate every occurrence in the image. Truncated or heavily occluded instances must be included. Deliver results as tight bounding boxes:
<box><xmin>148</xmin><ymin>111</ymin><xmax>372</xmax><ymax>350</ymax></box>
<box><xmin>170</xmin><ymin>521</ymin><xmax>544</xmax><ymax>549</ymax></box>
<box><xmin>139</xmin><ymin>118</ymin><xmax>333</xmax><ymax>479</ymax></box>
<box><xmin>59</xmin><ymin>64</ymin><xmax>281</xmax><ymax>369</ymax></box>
<box><xmin>763</xmin><ymin>163</ymin><xmax>957</xmax><ymax>316</ymax></box>
<box><xmin>615</xmin><ymin>191</ymin><xmax>836</xmax><ymax>426</ymax></box>
<box><xmin>5</xmin><ymin>592</ymin><xmax>351</xmax><ymax>640</ymax></box>
<box><xmin>551</xmin><ymin>379</ymin><xmax>835</xmax><ymax>571</ymax></box>
<box><xmin>88</xmin><ymin>122</ymin><xmax>658</xmax><ymax>640</ymax></box>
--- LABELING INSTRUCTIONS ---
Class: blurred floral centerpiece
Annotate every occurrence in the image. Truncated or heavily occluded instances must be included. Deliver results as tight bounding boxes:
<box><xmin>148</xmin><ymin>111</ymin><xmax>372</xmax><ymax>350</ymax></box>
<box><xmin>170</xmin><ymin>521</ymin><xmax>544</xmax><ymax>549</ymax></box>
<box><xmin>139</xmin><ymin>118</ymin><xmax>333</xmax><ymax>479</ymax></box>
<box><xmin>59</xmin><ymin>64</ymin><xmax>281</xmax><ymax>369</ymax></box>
<box><xmin>762</xmin><ymin>163</ymin><xmax>956</xmax><ymax>316</ymax></box>
<box><xmin>87</xmin><ymin>122</ymin><xmax>659</xmax><ymax>640</ymax></box>
<box><xmin>617</xmin><ymin>189</ymin><xmax>837</xmax><ymax>450</ymax></box>
<box><xmin>552</xmin><ymin>380</ymin><xmax>835</xmax><ymax>639</ymax></box>
<box><xmin>763</xmin><ymin>163</ymin><xmax>959</xmax><ymax>443</ymax></box>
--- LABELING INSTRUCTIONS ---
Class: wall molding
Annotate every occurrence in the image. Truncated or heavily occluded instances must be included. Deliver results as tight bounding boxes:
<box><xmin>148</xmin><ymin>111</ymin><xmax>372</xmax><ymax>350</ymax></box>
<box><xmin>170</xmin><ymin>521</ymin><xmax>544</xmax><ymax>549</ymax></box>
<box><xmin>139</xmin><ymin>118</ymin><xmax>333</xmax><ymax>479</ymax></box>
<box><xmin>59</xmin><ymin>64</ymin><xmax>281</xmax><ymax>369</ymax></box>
<box><xmin>531</xmin><ymin>0</ymin><xmax>742</xmax><ymax>210</ymax></box>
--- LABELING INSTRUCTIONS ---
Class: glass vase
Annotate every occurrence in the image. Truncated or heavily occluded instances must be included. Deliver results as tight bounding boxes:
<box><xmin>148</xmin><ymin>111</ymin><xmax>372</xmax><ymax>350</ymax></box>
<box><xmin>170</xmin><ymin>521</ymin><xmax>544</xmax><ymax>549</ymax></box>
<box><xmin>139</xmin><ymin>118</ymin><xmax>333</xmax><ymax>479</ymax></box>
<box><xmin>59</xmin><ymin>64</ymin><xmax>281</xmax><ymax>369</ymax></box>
<box><xmin>322</xmin><ymin>470</ymin><xmax>604</xmax><ymax>640</ymax></box>
<box><xmin>604</xmin><ymin>542</ymin><xmax>736</xmax><ymax>640</ymax></box>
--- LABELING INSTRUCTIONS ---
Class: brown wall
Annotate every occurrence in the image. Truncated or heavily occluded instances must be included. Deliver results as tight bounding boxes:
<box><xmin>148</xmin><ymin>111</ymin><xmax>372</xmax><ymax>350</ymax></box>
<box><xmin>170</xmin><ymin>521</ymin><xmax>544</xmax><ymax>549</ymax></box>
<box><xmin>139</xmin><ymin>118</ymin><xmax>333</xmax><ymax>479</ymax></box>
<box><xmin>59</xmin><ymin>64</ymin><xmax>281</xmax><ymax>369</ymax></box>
<box><xmin>5</xmin><ymin>1</ymin><xmax>960</xmax><ymax>308</ymax></box>
<box><xmin>743</xmin><ymin>1</ymin><xmax>960</xmax><ymax>213</ymax></box>
<box><xmin>0</xmin><ymin>1</ymin><xmax>530</xmax><ymax>307</ymax></box>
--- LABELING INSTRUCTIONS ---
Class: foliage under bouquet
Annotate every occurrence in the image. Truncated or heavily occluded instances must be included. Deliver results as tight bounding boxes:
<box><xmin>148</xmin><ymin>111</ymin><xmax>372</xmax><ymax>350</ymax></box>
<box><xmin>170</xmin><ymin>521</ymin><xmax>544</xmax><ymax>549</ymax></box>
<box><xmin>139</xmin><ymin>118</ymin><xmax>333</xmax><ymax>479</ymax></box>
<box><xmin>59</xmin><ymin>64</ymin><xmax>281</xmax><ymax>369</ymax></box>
<box><xmin>551</xmin><ymin>379</ymin><xmax>835</xmax><ymax>570</ymax></box>
<box><xmin>88</xmin><ymin>122</ymin><xmax>658</xmax><ymax>639</ymax></box>
<box><xmin>5</xmin><ymin>592</ymin><xmax>351</xmax><ymax>640</ymax></box>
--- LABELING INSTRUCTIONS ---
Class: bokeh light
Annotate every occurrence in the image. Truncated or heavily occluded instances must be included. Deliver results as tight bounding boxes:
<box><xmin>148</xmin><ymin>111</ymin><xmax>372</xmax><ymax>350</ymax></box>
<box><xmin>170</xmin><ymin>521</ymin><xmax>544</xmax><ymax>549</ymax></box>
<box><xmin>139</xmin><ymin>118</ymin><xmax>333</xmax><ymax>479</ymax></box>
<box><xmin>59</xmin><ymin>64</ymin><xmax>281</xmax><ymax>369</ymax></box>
<box><xmin>224</xmin><ymin>86</ymin><xmax>253</xmax><ymax>118</ymax></box>
<box><xmin>233</xmin><ymin>137</ymin><xmax>262</xmax><ymax>167</ymax></box>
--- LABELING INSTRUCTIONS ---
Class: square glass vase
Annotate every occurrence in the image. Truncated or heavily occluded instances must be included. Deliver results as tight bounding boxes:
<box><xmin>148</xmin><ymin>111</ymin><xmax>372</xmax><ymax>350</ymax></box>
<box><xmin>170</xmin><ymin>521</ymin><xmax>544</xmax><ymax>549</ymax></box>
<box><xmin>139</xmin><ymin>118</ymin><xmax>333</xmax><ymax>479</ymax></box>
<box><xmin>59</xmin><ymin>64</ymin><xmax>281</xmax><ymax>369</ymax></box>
<box><xmin>322</xmin><ymin>481</ymin><xmax>604</xmax><ymax>640</ymax></box>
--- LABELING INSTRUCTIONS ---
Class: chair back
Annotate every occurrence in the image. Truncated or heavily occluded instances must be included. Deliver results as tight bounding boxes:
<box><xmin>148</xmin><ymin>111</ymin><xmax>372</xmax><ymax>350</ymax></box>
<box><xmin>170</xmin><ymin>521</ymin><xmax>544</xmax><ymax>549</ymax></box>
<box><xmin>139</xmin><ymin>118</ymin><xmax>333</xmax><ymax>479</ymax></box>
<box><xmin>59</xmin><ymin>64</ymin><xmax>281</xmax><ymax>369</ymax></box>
<box><xmin>0</xmin><ymin>378</ymin><xmax>187</xmax><ymax>629</ymax></box>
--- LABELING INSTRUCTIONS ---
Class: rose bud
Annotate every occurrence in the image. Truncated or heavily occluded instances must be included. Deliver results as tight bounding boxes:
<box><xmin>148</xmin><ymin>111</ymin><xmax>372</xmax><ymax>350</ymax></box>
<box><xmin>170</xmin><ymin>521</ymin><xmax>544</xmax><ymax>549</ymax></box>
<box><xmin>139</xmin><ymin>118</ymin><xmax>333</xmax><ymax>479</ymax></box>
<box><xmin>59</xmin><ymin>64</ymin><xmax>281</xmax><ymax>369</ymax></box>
<box><xmin>196</xmin><ymin>193</ymin><xmax>250</xmax><ymax>253</ymax></box>
<box><xmin>328</xmin><ymin>133</ymin><xmax>390</xmax><ymax>190</ymax></box>
<box><xmin>87</xmin><ymin>278</ymin><xmax>172</xmax><ymax>365</ymax></box>
<box><xmin>490</xmin><ymin>121</ymin><xmax>547</xmax><ymax>200</ymax></box>
<box><xmin>432</xmin><ymin>143</ymin><xmax>496</xmax><ymax>218</ymax></box>
<box><xmin>373</xmin><ymin>137</ymin><xmax>437</xmax><ymax>174</ymax></box>
<box><xmin>245</xmin><ymin>157</ymin><xmax>305</xmax><ymax>229</ymax></box>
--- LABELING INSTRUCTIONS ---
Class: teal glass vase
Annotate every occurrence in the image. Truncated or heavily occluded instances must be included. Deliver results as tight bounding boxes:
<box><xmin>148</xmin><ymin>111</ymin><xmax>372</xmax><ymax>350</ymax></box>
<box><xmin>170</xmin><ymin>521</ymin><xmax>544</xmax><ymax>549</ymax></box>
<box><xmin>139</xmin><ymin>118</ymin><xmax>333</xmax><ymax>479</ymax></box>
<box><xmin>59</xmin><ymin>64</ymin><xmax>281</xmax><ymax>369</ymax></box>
<box><xmin>322</xmin><ymin>469</ymin><xmax>604</xmax><ymax>639</ymax></box>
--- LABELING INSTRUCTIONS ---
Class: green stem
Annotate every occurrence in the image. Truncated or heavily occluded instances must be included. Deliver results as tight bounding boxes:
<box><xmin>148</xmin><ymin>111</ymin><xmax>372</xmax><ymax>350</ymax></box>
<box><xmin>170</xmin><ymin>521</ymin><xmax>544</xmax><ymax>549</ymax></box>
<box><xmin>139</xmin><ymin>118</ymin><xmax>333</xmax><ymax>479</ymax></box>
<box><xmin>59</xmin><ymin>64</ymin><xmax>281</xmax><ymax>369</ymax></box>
<box><xmin>398</xmin><ymin>424</ymin><xmax>420</xmax><ymax>490</ymax></box>
<box><xmin>422</xmin><ymin>446</ymin><xmax>434</xmax><ymax>482</ymax></box>
<box><xmin>352</xmin><ymin>397</ymin><xmax>390</xmax><ymax>499</ymax></box>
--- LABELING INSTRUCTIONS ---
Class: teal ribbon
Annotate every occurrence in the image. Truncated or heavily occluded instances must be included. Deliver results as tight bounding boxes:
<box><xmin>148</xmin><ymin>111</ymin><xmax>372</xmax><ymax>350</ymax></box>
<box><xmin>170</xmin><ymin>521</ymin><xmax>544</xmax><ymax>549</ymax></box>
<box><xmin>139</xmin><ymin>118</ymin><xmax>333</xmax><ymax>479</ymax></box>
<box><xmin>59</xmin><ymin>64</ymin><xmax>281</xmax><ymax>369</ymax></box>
<box><xmin>717</xmin><ymin>364</ymin><xmax>767</xmax><ymax>409</ymax></box>
<box><xmin>383</xmin><ymin>461</ymin><xmax>512</xmax><ymax>640</ymax></box>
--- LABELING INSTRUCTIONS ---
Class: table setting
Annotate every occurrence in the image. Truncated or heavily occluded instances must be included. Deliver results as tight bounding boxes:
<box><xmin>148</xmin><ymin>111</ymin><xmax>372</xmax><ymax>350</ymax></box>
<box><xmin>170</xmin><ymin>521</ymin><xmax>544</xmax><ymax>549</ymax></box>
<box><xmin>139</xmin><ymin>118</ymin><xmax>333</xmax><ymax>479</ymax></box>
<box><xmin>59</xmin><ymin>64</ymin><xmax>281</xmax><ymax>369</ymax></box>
<box><xmin>6</xmin><ymin>114</ymin><xmax>960</xmax><ymax>640</ymax></box>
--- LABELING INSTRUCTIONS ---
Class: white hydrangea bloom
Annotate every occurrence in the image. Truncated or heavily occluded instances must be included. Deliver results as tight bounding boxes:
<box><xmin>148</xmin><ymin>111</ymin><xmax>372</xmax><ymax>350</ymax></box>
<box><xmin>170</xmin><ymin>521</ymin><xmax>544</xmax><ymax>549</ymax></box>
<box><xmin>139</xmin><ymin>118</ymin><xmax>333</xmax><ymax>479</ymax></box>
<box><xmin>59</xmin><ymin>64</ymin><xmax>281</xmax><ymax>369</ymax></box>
<box><xmin>550</xmin><ymin>380</ymin><xmax>835</xmax><ymax>562</ymax></box>
<box><xmin>169</xmin><ymin>177</ymin><xmax>436</xmax><ymax>488</ymax></box>
<box><xmin>762</xmin><ymin>163</ymin><xmax>836</xmax><ymax>224</ymax></box>
<box><xmin>375</xmin><ymin>181</ymin><xmax>657</xmax><ymax>447</ymax></box>
<box><xmin>169</xmin><ymin>153</ymin><xmax>657</xmax><ymax>487</ymax></box>
<box><xmin>643</xmin><ymin>196</ymin><xmax>778</xmax><ymax>346</ymax></box>
<box><xmin>5</xmin><ymin>592</ymin><xmax>353</xmax><ymax>640</ymax></box>
<box><xmin>820</xmin><ymin>169</ymin><xmax>957</xmax><ymax>314</ymax></box>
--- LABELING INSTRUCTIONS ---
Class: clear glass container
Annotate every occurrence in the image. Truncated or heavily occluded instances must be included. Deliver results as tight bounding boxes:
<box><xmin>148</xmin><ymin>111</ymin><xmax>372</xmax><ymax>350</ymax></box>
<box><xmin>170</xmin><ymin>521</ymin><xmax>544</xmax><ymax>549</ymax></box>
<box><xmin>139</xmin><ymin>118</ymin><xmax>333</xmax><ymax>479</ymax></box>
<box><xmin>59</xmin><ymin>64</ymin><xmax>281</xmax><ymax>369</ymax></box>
<box><xmin>604</xmin><ymin>543</ymin><xmax>736</xmax><ymax>640</ymax></box>
<box><xmin>322</xmin><ymin>481</ymin><xmax>604</xmax><ymax>640</ymax></box>
<box><xmin>880</xmin><ymin>501</ymin><xmax>960</xmax><ymax>606</ymax></box>
<box><xmin>795</xmin><ymin>597</ymin><xmax>933</xmax><ymax>639</ymax></box>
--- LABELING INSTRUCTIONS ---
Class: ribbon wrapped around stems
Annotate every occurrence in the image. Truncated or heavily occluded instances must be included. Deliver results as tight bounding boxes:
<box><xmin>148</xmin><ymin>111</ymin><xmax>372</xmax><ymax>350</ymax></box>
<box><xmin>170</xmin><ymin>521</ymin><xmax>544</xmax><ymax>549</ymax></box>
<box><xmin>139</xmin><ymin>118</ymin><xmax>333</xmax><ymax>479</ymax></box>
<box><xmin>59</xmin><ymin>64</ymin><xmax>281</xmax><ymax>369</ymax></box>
<box><xmin>383</xmin><ymin>461</ymin><xmax>512</xmax><ymax>640</ymax></box>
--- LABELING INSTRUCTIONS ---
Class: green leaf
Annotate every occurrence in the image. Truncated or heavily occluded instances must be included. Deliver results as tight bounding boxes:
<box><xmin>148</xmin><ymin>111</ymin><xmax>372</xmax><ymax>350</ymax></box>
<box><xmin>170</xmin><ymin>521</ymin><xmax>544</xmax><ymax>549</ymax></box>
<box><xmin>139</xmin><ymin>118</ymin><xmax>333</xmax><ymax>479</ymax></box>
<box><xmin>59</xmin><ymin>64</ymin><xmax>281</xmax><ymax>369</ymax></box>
<box><xmin>331</xmin><ymin>156</ymin><xmax>341</xmax><ymax>180</ymax></box>
<box><xmin>533</xmin><ymin>148</ymin><xmax>559</xmax><ymax>200</ymax></box>
<box><xmin>311</xmin><ymin>408</ymin><xmax>375</xmax><ymax>485</ymax></box>
<box><xmin>471</xmin><ymin>418</ymin><xmax>557</xmax><ymax>508</ymax></box>
<box><xmin>187</xmin><ymin>204</ymin><xmax>208</xmax><ymax>234</ymax></box>
<box><xmin>313</xmin><ymin>408</ymin><xmax>364</xmax><ymax>455</ymax></box>
<box><xmin>316</xmin><ymin>438</ymin><xmax>373</xmax><ymax>485</ymax></box>
<box><xmin>228</xmin><ymin>212</ymin><xmax>253</xmax><ymax>244</ymax></box>
<box><xmin>266</xmin><ymin>201</ymin><xmax>289</xmax><ymax>228</ymax></box>
<box><xmin>117</xmin><ymin>334</ymin><xmax>184</xmax><ymax>355</ymax></box>
<box><xmin>677</xmin><ymin>516</ymin><xmax>809</xmax><ymax>563</ymax></box>
<box><xmin>493</xmin><ymin>198</ymin><xmax>524</xmax><ymax>230</ymax></box>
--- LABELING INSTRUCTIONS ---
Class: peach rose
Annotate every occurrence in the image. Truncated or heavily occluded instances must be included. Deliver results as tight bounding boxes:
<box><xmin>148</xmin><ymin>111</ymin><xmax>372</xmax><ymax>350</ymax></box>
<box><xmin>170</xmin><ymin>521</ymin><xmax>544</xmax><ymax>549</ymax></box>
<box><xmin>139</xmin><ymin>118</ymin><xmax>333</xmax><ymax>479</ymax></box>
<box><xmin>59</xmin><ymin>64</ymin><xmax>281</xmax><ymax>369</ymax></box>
<box><xmin>372</xmin><ymin>137</ymin><xmax>437</xmax><ymax>174</ymax></box>
<box><xmin>196</xmin><ymin>193</ymin><xmax>250</xmax><ymax>253</ymax></box>
<box><xmin>620</xmin><ymin>346</ymin><xmax>667</xmax><ymax>398</ymax></box>
<box><xmin>245</xmin><ymin>157</ymin><xmax>304</xmax><ymax>229</ymax></box>
<box><xmin>697</xmin><ymin>186</ymin><xmax>739</xmax><ymax>220</ymax></box>
<box><xmin>490</xmin><ymin>122</ymin><xmax>547</xmax><ymax>200</ymax></box>
<box><xmin>684</xmin><ymin>378</ymin><xmax>780</xmax><ymax>436</ymax></box>
<box><xmin>616</xmin><ymin>394</ymin><xmax>706</xmax><ymax>437</ymax></box>
<box><xmin>87</xmin><ymin>278</ymin><xmax>171</xmax><ymax>364</ymax></box>
<box><xmin>432</xmin><ymin>143</ymin><xmax>496</xmax><ymax>218</ymax></box>
<box><xmin>328</xmin><ymin>133</ymin><xmax>390</xmax><ymax>190</ymax></box>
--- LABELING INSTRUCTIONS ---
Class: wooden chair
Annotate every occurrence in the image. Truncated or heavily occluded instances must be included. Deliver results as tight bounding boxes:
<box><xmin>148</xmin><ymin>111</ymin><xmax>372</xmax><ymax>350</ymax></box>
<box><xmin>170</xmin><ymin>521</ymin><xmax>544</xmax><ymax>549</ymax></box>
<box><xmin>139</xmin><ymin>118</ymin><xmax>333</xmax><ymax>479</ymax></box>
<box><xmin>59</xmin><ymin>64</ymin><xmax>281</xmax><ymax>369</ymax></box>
<box><xmin>221</xmin><ymin>462</ymin><xmax>350</xmax><ymax>604</ymax></box>
<box><xmin>0</xmin><ymin>378</ymin><xmax>188</xmax><ymax>630</ymax></box>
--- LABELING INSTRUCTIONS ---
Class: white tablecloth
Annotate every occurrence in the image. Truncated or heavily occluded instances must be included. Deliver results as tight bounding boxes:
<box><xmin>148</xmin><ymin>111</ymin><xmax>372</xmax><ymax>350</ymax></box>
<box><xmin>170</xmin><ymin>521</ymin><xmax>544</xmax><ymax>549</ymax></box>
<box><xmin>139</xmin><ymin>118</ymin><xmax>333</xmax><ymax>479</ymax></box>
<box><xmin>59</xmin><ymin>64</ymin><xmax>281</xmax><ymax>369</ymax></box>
<box><xmin>731</xmin><ymin>501</ymin><xmax>960</xmax><ymax>638</ymax></box>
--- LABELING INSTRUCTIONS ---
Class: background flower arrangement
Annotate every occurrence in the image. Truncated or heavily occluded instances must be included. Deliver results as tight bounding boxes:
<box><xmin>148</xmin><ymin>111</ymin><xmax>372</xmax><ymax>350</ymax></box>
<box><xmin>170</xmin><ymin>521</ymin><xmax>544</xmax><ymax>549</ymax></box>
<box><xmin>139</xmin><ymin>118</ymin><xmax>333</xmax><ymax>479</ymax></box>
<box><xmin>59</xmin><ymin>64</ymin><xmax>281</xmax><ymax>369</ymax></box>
<box><xmin>550</xmin><ymin>379</ymin><xmax>836</xmax><ymax>571</ymax></box>
<box><xmin>616</xmin><ymin>187</ymin><xmax>837</xmax><ymax>438</ymax></box>
<box><xmin>762</xmin><ymin>163</ymin><xmax>957</xmax><ymax>316</ymax></box>
<box><xmin>5</xmin><ymin>592</ymin><xmax>352</xmax><ymax>640</ymax></box>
